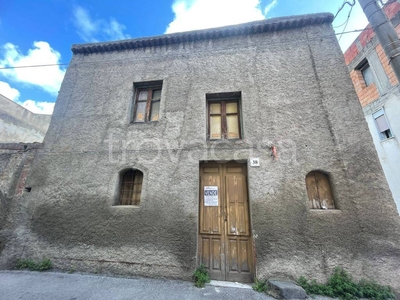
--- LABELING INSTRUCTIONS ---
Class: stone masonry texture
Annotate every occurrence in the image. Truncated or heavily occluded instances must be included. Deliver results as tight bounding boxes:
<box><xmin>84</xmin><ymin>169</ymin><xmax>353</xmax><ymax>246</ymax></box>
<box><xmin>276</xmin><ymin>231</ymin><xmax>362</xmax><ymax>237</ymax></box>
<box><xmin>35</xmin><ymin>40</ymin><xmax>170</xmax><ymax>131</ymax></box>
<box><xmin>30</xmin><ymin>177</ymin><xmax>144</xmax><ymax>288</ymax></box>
<box><xmin>1</xmin><ymin>13</ymin><xmax>400</xmax><ymax>292</ymax></box>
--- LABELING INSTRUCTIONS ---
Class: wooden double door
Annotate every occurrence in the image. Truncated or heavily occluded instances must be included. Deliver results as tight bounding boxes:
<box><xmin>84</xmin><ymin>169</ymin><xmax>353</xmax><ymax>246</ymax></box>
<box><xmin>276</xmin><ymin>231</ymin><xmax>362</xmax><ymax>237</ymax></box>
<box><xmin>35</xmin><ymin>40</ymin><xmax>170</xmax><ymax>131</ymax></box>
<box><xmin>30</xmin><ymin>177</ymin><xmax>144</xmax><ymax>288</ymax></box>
<box><xmin>198</xmin><ymin>162</ymin><xmax>253</xmax><ymax>283</ymax></box>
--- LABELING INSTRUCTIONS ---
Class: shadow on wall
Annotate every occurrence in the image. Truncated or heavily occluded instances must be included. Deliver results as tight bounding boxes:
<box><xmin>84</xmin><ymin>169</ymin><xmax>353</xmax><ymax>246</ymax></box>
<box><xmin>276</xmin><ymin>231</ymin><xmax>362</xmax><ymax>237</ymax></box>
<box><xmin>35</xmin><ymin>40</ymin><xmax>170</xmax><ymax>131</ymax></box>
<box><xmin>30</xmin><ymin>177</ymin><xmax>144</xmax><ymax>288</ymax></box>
<box><xmin>28</xmin><ymin>191</ymin><xmax>197</xmax><ymax>271</ymax></box>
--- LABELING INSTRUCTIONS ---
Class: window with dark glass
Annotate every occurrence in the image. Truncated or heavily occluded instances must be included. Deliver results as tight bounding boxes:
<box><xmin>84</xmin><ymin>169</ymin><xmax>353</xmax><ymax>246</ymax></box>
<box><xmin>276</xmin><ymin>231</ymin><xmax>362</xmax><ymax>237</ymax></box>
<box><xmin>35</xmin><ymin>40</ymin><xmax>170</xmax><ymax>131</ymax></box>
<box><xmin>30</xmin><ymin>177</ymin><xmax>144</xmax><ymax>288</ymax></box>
<box><xmin>119</xmin><ymin>169</ymin><xmax>143</xmax><ymax>205</ymax></box>
<box><xmin>207</xmin><ymin>92</ymin><xmax>241</xmax><ymax>140</ymax></box>
<box><xmin>133</xmin><ymin>82</ymin><xmax>162</xmax><ymax>123</ymax></box>
<box><xmin>356</xmin><ymin>59</ymin><xmax>374</xmax><ymax>87</ymax></box>
<box><xmin>361</xmin><ymin>64</ymin><xmax>374</xmax><ymax>86</ymax></box>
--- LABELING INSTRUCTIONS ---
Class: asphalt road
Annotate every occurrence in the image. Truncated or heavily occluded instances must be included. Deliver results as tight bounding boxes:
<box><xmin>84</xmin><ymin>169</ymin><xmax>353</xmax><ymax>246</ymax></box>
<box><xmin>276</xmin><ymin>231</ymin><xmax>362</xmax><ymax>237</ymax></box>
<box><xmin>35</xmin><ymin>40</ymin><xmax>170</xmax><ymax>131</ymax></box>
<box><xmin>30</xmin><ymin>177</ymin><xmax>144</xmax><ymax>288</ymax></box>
<box><xmin>0</xmin><ymin>271</ymin><xmax>274</xmax><ymax>300</ymax></box>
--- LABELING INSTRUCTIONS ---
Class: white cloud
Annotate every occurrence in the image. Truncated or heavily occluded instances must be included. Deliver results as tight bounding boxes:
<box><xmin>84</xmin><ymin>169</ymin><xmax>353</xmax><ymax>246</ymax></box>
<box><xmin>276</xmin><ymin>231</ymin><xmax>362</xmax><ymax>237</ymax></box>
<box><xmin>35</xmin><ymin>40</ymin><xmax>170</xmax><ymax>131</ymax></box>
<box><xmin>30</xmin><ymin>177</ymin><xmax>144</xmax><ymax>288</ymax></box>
<box><xmin>19</xmin><ymin>100</ymin><xmax>54</xmax><ymax>114</ymax></box>
<box><xmin>104</xmin><ymin>18</ymin><xmax>131</xmax><ymax>41</ymax></box>
<box><xmin>0</xmin><ymin>81</ymin><xmax>54</xmax><ymax>114</ymax></box>
<box><xmin>73</xmin><ymin>6</ymin><xmax>131</xmax><ymax>42</ymax></box>
<box><xmin>165</xmin><ymin>0</ymin><xmax>269</xmax><ymax>33</ymax></box>
<box><xmin>0</xmin><ymin>81</ymin><xmax>20</xmax><ymax>101</ymax></box>
<box><xmin>0</xmin><ymin>42</ymin><xmax>66</xmax><ymax>96</ymax></box>
<box><xmin>73</xmin><ymin>6</ymin><xmax>98</xmax><ymax>42</ymax></box>
<box><xmin>264</xmin><ymin>0</ymin><xmax>278</xmax><ymax>15</ymax></box>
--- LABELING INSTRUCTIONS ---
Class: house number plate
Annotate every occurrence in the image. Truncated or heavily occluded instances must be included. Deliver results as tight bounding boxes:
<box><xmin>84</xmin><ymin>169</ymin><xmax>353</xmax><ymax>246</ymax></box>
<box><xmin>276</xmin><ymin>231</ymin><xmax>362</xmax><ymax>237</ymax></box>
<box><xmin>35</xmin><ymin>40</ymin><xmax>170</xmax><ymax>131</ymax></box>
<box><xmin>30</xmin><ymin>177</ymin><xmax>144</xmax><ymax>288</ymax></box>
<box><xmin>250</xmin><ymin>157</ymin><xmax>260</xmax><ymax>167</ymax></box>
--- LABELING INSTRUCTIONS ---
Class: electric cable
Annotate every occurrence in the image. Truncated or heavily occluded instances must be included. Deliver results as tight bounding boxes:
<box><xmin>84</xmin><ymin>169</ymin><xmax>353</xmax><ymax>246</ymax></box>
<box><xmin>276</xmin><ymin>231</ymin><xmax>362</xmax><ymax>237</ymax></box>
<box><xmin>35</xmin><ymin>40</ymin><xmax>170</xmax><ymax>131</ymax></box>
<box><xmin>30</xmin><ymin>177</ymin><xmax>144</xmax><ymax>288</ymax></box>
<box><xmin>334</xmin><ymin>17</ymin><xmax>352</xmax><ymax>28</ymax></box>
<box><xmin>333</xmin><ymin>0</ymin><xmax>356</xmax><ymax>20</ymax></box>
<box><xmin>338</xmin><ymin>3</ymin><xmax>355</xmax><ymax>42</ymax></box>
<box><xmin>0</xmin><ymin>63</ymin><xmax>69</xmax><ymax>70</ymax></box>
<box><xmin>0</xmin><ymin>28</ymin><xmax>374</xmax><ymax>71</ymax></box>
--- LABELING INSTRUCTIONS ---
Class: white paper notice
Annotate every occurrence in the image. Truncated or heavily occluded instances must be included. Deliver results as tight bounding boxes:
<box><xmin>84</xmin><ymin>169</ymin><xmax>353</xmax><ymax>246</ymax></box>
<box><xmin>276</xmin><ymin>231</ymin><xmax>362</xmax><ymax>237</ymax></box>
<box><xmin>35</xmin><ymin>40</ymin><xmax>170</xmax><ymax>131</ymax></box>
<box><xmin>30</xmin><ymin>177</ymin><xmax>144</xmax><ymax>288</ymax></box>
<box><xmin>204</xmin><ymin>186</ymin><xmax>218</xmax><ymax>206</ymax></box>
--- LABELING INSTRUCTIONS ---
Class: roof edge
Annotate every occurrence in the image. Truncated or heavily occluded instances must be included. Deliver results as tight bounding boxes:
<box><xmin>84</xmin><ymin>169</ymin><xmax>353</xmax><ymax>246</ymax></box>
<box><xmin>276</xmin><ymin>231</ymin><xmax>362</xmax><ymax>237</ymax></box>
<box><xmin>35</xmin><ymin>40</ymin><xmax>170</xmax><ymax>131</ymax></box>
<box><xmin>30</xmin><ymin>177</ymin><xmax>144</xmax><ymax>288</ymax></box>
<box><xmin>71</xmin><ymin>12</ymin><xmax>333</xmax><ymax>55</ymax></box>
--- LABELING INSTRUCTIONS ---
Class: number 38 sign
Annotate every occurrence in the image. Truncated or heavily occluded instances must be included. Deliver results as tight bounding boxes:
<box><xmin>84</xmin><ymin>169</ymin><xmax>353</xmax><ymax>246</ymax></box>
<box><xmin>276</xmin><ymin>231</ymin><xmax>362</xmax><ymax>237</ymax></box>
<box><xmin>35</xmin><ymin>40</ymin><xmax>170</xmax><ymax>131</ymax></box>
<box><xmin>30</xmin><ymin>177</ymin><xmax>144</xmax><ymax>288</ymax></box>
<box><xmin>204</xmin><ymin>186</ymin><xmax>218</xmax><ymax>206</ymax></box>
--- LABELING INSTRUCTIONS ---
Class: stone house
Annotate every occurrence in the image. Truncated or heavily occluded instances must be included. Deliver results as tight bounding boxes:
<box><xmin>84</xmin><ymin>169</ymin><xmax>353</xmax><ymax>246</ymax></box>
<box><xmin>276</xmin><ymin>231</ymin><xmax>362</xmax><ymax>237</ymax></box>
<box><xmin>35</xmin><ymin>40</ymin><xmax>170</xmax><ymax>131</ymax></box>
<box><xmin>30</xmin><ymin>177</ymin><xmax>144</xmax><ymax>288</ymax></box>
<box><xmin>1</xmin><ymin>12</ymin><xmax>400</xmax><ymax>290</ymax></box>
<box><xmin>344</xmin><ymin>0</ymin><xmax>400</xmax><ymax>213</ymax></box>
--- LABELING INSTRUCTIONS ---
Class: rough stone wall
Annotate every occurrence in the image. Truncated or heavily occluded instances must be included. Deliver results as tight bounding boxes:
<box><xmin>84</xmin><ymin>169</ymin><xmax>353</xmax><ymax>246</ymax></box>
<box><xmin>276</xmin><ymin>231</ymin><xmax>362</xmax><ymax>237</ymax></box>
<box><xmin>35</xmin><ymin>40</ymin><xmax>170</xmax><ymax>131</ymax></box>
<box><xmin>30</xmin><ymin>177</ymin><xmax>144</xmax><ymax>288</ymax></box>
<box><xmin>0</xmin><ymin>143</ymin><xmax>42</xmax><ymax>260</ymax></box>
<box><xmin>0</xmin><ymin>94</ymin><xmax>51</xmax><ymax>143</ymax></box>
<box><xmin>1</xmin><ymin>18</ymin><xmax>400</xmax><ymax>291</ymax></box>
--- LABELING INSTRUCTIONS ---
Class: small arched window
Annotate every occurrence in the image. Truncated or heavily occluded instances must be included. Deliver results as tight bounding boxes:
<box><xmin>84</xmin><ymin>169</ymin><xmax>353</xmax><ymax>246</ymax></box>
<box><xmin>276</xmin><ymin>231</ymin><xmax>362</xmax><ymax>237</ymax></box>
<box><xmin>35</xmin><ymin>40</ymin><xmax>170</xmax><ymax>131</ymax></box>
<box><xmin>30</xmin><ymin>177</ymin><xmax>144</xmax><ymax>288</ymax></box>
<box><xmin>119</xmin><ymin>169</ymin><xmax>143</xmax><ymax>205</ymax></box>
<box><xmin>305</xmin><ymin>171</ymin><xmax>335</xmax><ymax>209</ymax></box>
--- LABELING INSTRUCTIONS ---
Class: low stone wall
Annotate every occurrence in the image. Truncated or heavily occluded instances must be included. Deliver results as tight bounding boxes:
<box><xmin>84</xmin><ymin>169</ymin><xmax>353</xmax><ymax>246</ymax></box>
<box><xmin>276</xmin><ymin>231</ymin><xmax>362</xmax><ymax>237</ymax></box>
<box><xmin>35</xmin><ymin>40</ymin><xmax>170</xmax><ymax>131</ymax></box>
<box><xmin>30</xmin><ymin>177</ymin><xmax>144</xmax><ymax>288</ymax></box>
<box><xmin>0</xmin><ymin>143</ymin><xmax>42</xmax><ymax>263</ymax></box>
<box><xmin>0</xmin><ymin>95</ymin><xmax>51</xmax><ymax>143</ymax></box>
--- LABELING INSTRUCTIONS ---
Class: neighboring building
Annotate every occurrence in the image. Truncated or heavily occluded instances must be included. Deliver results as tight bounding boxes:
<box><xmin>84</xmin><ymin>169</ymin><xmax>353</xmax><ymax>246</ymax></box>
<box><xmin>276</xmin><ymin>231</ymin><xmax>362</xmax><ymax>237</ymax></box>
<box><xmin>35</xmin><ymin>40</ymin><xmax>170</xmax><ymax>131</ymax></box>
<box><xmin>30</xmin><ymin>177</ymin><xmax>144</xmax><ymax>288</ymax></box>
<box><xmin>0</xmin><ymin>94</ymin><xmax>51</xmax><ymax>143</ymax></box>
<box><xmin>1</xmin><ymin>13</ymin><xmax>400</xmax><ymax>291</ymax></box>
<box><xmin>344</xmin><ymin>1</ymin><xmax>400</xmax><ymax>213</ymax></box>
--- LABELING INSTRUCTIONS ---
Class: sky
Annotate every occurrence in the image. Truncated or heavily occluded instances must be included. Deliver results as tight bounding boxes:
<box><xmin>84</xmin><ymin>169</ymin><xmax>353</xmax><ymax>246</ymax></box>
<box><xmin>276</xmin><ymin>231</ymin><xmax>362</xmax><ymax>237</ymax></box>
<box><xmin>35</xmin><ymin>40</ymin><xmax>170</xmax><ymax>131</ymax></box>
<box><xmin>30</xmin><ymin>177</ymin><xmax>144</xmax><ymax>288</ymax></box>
<box><xmin>0</xmin><ymin>0</ymin><xmax>369</xmax><ymax>115</ymax></box>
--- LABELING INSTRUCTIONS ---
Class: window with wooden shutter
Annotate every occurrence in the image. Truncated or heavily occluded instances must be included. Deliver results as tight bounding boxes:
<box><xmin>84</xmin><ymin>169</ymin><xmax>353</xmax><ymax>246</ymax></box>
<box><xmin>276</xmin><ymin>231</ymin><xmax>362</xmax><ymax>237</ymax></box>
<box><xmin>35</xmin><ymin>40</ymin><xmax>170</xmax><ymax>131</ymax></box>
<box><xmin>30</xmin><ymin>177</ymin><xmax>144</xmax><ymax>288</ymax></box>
<box><xmin>206</xmin><ymin>92</ymin><xmax>241</xmax><ymax>140</ymax></box>
<box><xmin>133</xmin><ymin>81</ymin><xmax>162</xmax><ymax>123</ymax></box>
<box><xmin>119</xmin><ymin>169</ymin><xmax>143</xmax><ymax>205</ymax></box>
<box><xmin>306</xmin><ymin>171</ymin><xmax>335</xmax><ymax>209</ymax></box>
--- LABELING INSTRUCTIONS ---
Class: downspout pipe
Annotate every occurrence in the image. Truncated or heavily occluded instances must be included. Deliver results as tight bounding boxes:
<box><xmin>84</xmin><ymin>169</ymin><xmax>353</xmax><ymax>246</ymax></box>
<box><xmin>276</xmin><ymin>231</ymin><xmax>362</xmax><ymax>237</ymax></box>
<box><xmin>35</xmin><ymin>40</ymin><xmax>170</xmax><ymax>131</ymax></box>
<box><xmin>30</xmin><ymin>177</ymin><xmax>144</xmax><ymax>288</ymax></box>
<box><xmin>358</xmin><ymin>0</ymin><xmax>400</xmax><ymax>84</ymax></box>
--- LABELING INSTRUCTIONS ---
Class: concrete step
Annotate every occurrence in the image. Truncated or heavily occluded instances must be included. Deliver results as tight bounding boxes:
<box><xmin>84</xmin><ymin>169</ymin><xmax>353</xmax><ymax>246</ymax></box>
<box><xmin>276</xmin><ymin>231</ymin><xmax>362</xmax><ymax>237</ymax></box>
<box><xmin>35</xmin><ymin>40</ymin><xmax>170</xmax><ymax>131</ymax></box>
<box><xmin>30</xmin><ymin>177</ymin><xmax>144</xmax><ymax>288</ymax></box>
<box><xmin>268</xmin><ymin>280</ymin><xmax>307</xmax><ymax>299</ymax></box>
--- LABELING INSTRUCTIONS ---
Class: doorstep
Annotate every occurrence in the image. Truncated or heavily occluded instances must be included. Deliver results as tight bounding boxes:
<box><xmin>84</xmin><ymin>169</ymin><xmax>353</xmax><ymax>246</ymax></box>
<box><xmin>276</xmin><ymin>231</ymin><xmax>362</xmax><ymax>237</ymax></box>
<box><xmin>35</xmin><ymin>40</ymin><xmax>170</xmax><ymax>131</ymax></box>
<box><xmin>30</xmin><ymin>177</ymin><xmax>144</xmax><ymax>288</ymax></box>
<box><xmin>208</xmin><ymin>280</ymin><xmax>252</xmax><ymax>289</ymax></box>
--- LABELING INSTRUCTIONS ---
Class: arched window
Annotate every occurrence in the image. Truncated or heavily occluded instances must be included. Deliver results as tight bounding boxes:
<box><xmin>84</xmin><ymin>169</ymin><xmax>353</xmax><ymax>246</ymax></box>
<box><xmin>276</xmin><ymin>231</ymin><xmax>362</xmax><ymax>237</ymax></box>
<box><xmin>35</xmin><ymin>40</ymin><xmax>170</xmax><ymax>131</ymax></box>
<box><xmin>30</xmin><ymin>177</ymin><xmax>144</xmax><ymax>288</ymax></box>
<box><xmin>119</xmin><ymin>169</ymin><xmax>143</xmax><ymax>205</ymax></box>
<box><xmin>305</xmin><ymin>171</ymin><xmax>335</xmax><ymax>209</ymax></box>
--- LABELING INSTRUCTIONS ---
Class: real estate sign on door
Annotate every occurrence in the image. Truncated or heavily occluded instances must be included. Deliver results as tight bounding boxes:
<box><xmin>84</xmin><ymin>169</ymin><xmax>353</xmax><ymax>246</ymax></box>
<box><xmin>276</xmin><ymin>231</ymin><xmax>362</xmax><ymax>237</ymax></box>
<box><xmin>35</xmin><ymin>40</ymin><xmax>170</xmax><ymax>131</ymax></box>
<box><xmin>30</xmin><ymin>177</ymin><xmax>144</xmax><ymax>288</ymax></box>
<box><xmin>204</xmin><ymin>186</ymin><xmax>218</xmax><ymax>206</ymax></box>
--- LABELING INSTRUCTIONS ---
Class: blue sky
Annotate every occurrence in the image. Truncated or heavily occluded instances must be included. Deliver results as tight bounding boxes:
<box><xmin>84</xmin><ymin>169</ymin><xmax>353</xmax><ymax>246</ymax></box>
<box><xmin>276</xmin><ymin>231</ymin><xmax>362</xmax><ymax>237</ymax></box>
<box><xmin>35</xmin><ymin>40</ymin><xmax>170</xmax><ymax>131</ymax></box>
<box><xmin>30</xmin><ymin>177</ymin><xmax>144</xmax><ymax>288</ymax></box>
<box><xmin>0</xmin><ymin>0</ymin><xmax>368</xmax><ymax>114</ymax></box>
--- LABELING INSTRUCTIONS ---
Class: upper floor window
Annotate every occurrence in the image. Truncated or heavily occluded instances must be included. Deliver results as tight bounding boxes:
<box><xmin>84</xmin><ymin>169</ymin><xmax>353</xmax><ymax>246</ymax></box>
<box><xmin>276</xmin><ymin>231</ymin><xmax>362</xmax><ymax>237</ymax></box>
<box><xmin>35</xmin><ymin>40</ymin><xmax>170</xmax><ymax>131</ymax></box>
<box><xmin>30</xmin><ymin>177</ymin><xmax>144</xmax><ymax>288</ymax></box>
<box><xmin>119</xmin><ymin>169</ymin><xmax>143</xmax><ymax>205</ymax></box>
<box><xmin>357</xmin><ymin>59</ymin><xmax>374</xmax><ymax>87</ymax></box>
<box><xmin>305</xmin><ymin>171</ymin><xmax>335</xmax><ymax>209</ymax></box>
<box><xmin>133</xmin><ymin>81</ymin><xmax>162</xmax><ymax>123</ymax></box>
<box><xmin>373</xmin><ymin>108</ymin><xmax>393</xmax><ymax>140</ymax></box>
<box><xmin>207</xmin><ymin>92</ymin><xmax>241</xmax><ymax>140</ymax></box>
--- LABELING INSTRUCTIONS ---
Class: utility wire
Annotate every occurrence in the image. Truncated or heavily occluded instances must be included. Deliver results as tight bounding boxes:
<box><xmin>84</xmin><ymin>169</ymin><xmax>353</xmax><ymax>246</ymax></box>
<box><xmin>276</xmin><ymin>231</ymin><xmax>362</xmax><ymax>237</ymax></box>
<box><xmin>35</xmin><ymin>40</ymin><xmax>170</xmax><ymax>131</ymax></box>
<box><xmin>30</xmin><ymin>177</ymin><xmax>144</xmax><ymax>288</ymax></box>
<box><xmin>333</xmin><ymin>3</ymin><xmax>358</xmax><ymax>30</ymax></box>
<box><xmin>338</xmin><ymin>3</ymin><xmax>355</xmax><ymax>42</ymax></box>
<box><xmin>1</xmin><ymin>0</ymin><xmax>388</xmax><ymax>72</ymax></box>
<box><xmin>336</xmin><ymin>28</ymin><xmax>373</xmax><ymax>35</ymax></box>
<box><xmin>0</xmin><ymin>63</ymin><xmax>69</xmax><ymax>70</ymax></box>
<box><xmin>334</xmin><ymin>17</ymin><xmax>351</xmax><ymax>29</ymax></box>
<box><xmin>0</xmin><ymin>28</ymin><xmax>374</xmax><ymax>71</ymax></box>
<box><xmin>333</xmin><ymin>0</ymin><xmax>356</xmax><ymax>21</ymax></box>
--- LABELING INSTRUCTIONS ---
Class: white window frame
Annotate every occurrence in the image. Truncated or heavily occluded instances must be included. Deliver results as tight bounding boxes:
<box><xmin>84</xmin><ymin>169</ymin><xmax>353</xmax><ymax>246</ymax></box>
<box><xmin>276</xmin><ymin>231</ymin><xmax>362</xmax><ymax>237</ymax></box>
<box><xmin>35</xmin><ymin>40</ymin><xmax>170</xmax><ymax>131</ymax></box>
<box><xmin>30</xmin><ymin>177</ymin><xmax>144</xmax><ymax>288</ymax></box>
<box><xmin>372</xmin><ymin>108</ymin><xmax>394</xmax><ymax>141</ymax></box>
